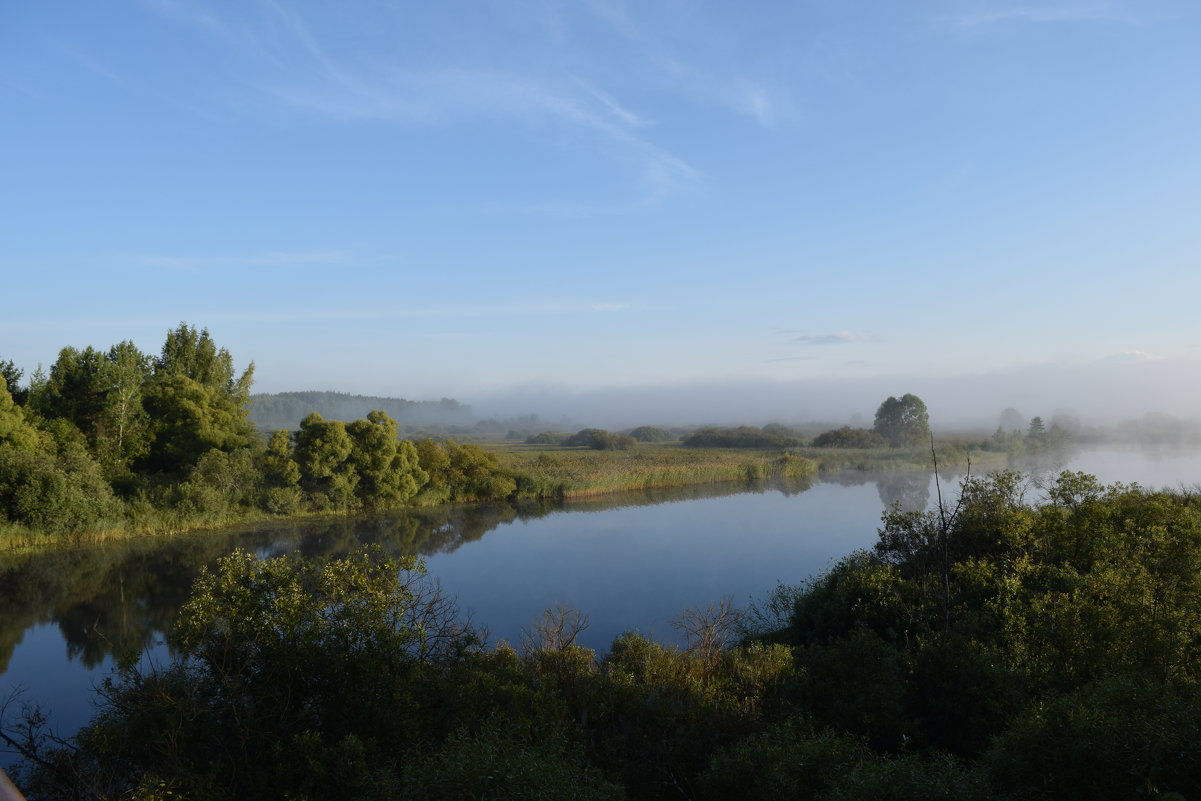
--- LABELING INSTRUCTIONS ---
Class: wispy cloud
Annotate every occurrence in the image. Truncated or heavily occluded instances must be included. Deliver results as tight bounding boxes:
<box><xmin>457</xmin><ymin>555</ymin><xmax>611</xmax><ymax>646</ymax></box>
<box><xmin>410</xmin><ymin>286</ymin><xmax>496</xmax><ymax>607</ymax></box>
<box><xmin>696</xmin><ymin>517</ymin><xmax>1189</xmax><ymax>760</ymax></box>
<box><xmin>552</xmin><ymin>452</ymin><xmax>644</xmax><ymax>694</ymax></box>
<box><xmin>143</xmin><ymin>0</ymin><xmax>698</xmax><ymax>210</ymax></box>
<box><xmin>573</xmin><ymin>77</ymin><xmax>654</xmax><ymax>128</ymax></box>
<box><xmin>577</xmin><ymin>0</ymin><xmax>793</xmax><ymax>128</ymax></box>
<box><xmin>793</xmin><ymin>331</ymin><xmax>868</xmax><ymax>346</ymax></box>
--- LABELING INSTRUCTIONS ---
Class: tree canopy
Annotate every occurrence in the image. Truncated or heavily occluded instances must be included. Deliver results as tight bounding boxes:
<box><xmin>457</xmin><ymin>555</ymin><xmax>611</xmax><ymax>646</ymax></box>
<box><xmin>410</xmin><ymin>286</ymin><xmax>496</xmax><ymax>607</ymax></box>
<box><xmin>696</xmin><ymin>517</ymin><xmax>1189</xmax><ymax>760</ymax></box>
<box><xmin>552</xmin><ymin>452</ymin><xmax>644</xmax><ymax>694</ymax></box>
<box><xmin>872</xmin><ymin>393</ymin><xmax>930</xmax><ymax>447</ymax></box>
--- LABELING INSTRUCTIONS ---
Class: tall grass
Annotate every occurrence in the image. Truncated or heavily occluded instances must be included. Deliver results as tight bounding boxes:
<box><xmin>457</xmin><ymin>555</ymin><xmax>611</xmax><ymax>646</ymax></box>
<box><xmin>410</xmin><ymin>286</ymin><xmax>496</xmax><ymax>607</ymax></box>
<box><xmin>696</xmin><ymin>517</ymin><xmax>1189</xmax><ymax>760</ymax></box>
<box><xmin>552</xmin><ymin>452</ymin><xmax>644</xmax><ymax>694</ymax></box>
<box><xmin>498</xmin><ymin>444</ymin><xmax>817</xmax><ymax>499</ymax></box>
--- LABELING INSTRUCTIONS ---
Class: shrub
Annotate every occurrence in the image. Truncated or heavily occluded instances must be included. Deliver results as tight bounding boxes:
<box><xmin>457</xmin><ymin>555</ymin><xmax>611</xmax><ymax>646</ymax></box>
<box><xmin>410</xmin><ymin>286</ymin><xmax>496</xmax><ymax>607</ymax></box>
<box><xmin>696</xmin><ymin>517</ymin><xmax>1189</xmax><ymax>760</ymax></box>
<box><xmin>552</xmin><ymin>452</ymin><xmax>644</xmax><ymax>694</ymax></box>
<box><xmin>402</xmin><ymin>724</ymin><xmax>623</xmax><ymax>801</ymax></box>
<box><xmin>629</xmin><ymin>426</ymin><xmax>671</xmax><ymax>442</ymax></box>
<box><xmin>563</xmin><ymin>429</ymin><xmax>635</xmax><ymax>451</ymax></box>
<box><xmin>525</xmin><ymin>431</ymin><xmax>568</xmax><ymax>445</ymax></box>
<box><xmin>812</xmin><ymin>427</ymin><xmax>889</xmax><ymax>449</ymax></box>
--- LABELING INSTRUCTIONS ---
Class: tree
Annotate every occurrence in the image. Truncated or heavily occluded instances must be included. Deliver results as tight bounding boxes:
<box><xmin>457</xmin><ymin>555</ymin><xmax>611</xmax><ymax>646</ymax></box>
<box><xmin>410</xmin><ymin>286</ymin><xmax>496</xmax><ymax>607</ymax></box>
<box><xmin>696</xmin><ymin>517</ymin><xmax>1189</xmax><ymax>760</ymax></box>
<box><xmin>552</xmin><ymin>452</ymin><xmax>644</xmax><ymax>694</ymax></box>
<box><xmin>94</xmin><ymin>341</ymin><xmax>152</xmax><ymax>476</ymax></box>
<box><xmin>0</xmin><ymin>382</ymin><xmax>43</xmax><ymax>452</ymax></box>
<box><xmin>294</xmin><ymin>412</ymin><xmax>356</xmax><ymax>509</ymax></box>
<box><xmin>258</xmin><ymin>429</ymin><xmax>302</xmax><ymax>514</ymax></box>
<box><xmin>346</xmin><ymin>410</ymin><xmax>427</xmax><ymax>509</ymax></box>
<box><xmin>14</xmin><ymin>548</ymin><xmax>463</xmax><ymax>800</ymax></box>
<box><xmin>141</xmin><ymin>324</ymin><xmax>256</xmax><ymax>475</ymax></box>
<box><xmin>31</xmin><ymin>346</ymin><xmax>107</xmax><ymax>435</ymax></box>
<box><xmin>0</xmin><ymin>360</ymin><xmax>26</xmax><ymax>406</ymax></box>
<box><xmin>872</xmin><ymin>394</ymin><xmax>931</xmax><ymax>447</ymax></box>
<box><xmin>1027</xmin><ymin>416</ymin><xmax>1045</xmax><ymax>437</ymax></box>
<box><xmin>998</xmin><ymin>408</ymin><xmax>1024</xmax><ymax>433</ymax></box>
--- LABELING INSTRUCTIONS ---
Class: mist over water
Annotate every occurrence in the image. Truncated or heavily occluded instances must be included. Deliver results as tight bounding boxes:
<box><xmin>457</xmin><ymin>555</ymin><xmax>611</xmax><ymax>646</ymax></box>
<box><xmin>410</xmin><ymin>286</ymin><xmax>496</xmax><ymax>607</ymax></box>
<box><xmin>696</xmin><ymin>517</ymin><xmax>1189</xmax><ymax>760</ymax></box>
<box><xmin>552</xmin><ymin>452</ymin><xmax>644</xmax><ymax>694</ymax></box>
<box><xmin>469</xmin><ymin>358</ymin><xmax>1201</xmax><ymax>431</ymax></box>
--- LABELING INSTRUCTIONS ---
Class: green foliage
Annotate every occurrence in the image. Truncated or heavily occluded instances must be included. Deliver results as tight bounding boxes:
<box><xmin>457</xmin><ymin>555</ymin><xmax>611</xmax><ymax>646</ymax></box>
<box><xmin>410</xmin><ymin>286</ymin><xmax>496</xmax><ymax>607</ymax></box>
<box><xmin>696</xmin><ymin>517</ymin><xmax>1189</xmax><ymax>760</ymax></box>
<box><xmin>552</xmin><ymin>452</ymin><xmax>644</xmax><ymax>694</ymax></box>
<box><xmin>174</xmin><ymin>447</ymin><xmax>259</xmax><ymax>521</ymax></box>
<box><xmin>0</xmin><ymin>359</ymin><xmax>27</xmax><ymax>405</ymax></box>
<box><xmin>401</xmin><ymin>723</ymin><xmax>624</xmax><ymax>801</ymax></box>
<box><xmin>699</xmin><ymin>723</ymin><xmax>991</xmax><ymax>801</ymax></box>
<box><xmin>31</xmin><ymin>345</ymin><xmax>108</xmax><ymax>436</ymax></box>
<box><xmin>629</xmin><ymin>425</ymin><xmax>671</xmax><ymax>442</ymax></box>
<box><xmin>256</xmin><ymin>429</ymin><xmax>302</xmax><ymax>514</ymax></box>
<box><xmin>983</xmin><ymin>676</ymin><xmax>1201</xmax><ymax>800</ymax></box>
<box><xmin>0</xmin><ymin>443</ymin><xmax>118</xmax><ymax>535</ymax></box>
<box><xmin>682</xmin><ymin>426</ymin><xmax>803</xmax><ymax>448</ymax></box>
<box><xmin>346</xmin><ymin>410</ymin><xmax>427</xmax><ymax>509</ymax></box>
<box><xmin>0</xmin><ymin>383</ymin><xmax>44</xmax><ymax>452</ymax></box>
<box><xmin>525</xmin><ymin>430</ymin><xmax>568</xmax><ymax>444</ymax></box>
<box><xmin>812</xmin><ymin>426</ymin><xmax>889</xmax><ymax>449</ymax></box>
<box><xmin>294</xmin><ymin>412</ymin><xmax>356</xmax><ymax>509</ymax></box>
<box><xmin>759</xmin><ymin>467</ymin><xmax>1201</xmax><ymax>783</ymax></box>
<box><xmin>141</xmin><ymin>324</ymin><xmax>256</xmax><ymax>476</ymax></box>
<box><xmin>24</xmin><ymin>548</ymin><xmax>456</xmax><ymax>800</ymax></box>
<box><xmin>586</xmin><ymin>632</ymin><xmax>792</xmax><ymax>798</ymax></box>
<box><xmin>872</xmin><ymin>393</ymin><xmax>930</xmax><ymax>448</ymax></box>
<box><xmin>414</xmin><ymin>438</ymin><xmax>516</xmax><ymax>501</ymax></box>
<box><xmin>93</xmin><ymin>341</ymin><xmax>153</xmax><ymax>476</ymax></box>
<box><xmin>563</xmin><ymin>428</ymin><xmax>637</xmax><ymax>450</ymax></box>
<box><xmin>792</xmin><ymin>628</ymin><xmax>910</xmax><ymax>749</ymax></box>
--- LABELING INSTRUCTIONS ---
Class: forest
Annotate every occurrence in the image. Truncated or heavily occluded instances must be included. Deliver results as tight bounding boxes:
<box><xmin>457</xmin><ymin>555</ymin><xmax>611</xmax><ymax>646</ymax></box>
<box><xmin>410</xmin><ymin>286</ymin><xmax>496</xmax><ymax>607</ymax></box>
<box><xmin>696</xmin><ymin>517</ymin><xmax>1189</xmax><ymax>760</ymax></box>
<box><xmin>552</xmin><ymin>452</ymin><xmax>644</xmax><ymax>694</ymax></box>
<box><xmin>4</xmin><ymin>470</ymin><xmax>1199</xmax><ymax>800</ymax></box>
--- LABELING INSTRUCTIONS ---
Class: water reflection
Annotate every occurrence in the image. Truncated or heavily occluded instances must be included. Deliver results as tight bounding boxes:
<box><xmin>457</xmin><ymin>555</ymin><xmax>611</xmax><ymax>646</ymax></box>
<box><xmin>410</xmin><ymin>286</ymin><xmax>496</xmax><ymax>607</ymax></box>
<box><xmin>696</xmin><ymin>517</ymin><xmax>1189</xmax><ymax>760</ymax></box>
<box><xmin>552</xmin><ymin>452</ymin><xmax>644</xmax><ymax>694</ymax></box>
<box><xmin>0</xmin><ymin>477</ymin><xmax>818</xmax><ymax>676</ymax></box>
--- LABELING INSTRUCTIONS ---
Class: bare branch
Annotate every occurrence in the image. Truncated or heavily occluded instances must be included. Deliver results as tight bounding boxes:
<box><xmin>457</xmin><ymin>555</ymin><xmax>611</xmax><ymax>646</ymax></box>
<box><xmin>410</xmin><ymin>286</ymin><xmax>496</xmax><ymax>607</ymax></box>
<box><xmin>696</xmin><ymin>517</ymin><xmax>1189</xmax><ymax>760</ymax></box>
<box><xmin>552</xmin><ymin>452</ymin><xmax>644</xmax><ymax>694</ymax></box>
<box><xmin>671</xmin><ymin>597</ymin><xmax>743</xmax><ymax>662</ymax></box>
<box><xmin>520</xmin><ymin>604</ymin><xmax>589</xmax><ymax>655</ymax></box>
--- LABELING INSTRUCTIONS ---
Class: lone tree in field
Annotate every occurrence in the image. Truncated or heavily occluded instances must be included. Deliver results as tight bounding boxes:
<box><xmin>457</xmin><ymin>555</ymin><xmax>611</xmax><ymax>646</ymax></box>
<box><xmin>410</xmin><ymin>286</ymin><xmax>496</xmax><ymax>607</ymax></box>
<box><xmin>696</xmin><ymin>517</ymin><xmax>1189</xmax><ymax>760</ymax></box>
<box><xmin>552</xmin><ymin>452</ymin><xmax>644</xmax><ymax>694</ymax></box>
<box><xmin>872</xmin><ymin>393</ymin><xmax>930</xmax><ymax>447</ymax></box>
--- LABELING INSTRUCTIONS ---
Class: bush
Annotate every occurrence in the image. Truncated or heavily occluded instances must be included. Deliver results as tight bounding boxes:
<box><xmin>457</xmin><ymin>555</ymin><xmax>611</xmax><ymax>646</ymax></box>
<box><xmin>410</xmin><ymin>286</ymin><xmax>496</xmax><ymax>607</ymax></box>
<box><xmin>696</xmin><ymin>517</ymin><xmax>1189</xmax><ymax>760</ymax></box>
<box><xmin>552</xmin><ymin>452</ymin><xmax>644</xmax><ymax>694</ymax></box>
<box><xmin>402</xmin><ymin>724</ymin><xmax>623</xmax><ymax>801</ymax></box>
<box><xmin>0</xmin><ymin>443</ymin><xmax>118</xmax><ymax>534</ymax></box>
<box><xmin>629</xmin><ymin>426</ymin><xmax>671</xmax><ymax>442</ymax></box>
<box><xmin>682</xmin><ymin>426</ymin><xmax>802</xmax><ymax>448</ymax></box>
<box><xmin>525</xmin><ymin>430</ymin><xmax>568</xmax><ymax>445</ymax></box>
<box><xmin>812</xmin><ymin>427</ymin><xmax>889</xmax><ymax>449</ymax></box>
<box><xmin>983</xmin><ymin>676</ymin><xmax>1201</xmax><ymax>800</ymax></box>
<box><xmin>563</xmin><ymin>429</ymin><xmax>635</xmax><ymax>451</ymax></box>
<box><xmin>19</xmin><ymin>547</ymin><xmax>473</xmax><ymax>800</ymax></box>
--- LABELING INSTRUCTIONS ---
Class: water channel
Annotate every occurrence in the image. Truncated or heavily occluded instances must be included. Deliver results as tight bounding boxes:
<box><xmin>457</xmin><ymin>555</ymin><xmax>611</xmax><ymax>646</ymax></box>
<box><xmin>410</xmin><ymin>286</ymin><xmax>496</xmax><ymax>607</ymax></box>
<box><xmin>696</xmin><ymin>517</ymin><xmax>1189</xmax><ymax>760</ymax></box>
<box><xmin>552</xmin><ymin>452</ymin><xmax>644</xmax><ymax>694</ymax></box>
<box><xmin>3</xmin><ymin>445</ymin><xmax>1200</xmax><ymax>768</ymax></box>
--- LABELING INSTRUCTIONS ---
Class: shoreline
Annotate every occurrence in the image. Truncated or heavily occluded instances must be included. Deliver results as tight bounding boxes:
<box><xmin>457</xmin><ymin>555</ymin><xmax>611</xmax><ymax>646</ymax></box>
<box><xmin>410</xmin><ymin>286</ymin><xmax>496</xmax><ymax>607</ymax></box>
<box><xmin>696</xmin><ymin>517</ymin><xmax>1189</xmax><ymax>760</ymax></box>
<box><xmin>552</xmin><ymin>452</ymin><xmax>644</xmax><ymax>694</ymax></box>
<box><xmin>0</xmin><ymin>444</ymin><xmax>1002</xmax><ymax>554</ymax></box>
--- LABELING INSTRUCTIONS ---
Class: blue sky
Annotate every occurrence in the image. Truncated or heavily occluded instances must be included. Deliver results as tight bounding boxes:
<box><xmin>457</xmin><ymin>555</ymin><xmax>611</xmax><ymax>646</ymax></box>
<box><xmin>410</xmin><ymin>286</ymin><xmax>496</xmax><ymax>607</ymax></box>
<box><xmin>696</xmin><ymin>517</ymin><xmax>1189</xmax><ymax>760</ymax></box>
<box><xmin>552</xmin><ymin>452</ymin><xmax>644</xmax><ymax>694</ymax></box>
<box><xmin>3</xmin><ymin>0</ymin><xmax>1200</xmax><ymax>424</ymax></box>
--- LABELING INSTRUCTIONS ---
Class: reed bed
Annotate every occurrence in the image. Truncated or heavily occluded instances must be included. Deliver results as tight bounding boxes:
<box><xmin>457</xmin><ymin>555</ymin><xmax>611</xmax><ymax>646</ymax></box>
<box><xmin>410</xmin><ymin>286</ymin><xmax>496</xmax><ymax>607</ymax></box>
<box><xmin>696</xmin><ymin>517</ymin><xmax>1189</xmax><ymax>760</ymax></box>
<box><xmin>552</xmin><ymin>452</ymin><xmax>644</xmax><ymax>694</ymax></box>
<box><xmin>497</xmin><ymin>444</ymin><xmax>817</xmax><ymax>499</ymax></box>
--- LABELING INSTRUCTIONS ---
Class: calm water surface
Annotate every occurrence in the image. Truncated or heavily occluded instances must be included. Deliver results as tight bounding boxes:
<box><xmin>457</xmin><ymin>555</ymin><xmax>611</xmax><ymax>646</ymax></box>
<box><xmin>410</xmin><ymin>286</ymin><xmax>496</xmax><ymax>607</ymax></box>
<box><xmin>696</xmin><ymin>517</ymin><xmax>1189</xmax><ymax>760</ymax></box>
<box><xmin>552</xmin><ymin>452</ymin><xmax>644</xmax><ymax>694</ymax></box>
<box><xmin>3</xmin><ymin>445</ymin><xmax>1200</xmax><ymax>767</ymax></box>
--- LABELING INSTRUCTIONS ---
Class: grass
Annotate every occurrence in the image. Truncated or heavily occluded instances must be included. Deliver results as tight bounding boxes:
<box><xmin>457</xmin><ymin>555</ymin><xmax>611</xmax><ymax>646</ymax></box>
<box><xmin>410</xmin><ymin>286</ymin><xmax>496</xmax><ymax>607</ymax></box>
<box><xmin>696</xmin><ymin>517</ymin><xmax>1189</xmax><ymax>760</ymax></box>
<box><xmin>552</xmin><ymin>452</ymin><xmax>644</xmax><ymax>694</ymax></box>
<box><xmin>496</xmin><ymin>443</ymin><xmax>816</xmax><ymax>499</ymax></box>
<box><xmin>1</xmin><ymin>439</ymin><xmax>1003</xmax><ymax>553</ymax></box>
<box><xmin>493</xmin><ymin>439</ymin><xmax>1005</xmax><ymax>499</ymax></box>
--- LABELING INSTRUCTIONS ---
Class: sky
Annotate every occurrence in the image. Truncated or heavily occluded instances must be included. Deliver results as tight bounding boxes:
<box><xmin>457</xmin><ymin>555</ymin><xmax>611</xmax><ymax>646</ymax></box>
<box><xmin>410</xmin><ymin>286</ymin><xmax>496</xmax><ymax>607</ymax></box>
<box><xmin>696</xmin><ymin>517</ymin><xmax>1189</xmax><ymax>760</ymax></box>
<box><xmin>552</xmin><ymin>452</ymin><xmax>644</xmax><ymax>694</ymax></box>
<box><xmin>3</xmin><ymin>0</ymin><xmax>1200</xmax><ymax>426</ymax></box>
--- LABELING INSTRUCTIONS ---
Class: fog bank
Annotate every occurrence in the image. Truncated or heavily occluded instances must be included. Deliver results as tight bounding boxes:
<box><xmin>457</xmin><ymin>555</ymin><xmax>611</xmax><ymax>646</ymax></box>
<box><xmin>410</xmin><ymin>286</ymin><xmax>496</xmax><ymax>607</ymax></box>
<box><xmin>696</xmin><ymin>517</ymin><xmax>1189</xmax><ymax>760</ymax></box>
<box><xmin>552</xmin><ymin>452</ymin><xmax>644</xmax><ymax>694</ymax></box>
<box><xmin>471</xmin><ymin>359</ymin><xmax>1201</xmax><ymax>431</ymax></box>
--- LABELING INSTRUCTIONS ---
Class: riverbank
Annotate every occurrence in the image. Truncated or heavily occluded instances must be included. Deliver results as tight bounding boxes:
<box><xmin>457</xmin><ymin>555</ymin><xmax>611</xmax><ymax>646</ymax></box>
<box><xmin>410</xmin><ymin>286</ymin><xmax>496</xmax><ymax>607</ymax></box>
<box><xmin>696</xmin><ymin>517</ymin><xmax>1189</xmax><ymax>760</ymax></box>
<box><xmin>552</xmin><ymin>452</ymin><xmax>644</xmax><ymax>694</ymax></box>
<box><xmin>0</xmin><ymin>441</ymin><xmax>998</xmax><ymax>553</ymax></box>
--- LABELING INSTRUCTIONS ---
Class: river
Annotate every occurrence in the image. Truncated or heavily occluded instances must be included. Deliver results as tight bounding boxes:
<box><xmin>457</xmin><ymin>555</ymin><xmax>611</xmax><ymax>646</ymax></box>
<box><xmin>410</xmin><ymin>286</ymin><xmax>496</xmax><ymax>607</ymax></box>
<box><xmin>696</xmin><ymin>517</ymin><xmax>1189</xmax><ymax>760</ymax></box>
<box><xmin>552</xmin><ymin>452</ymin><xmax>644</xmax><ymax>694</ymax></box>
<box><xmin>2</xmin><ymin>445</ymin><xmax>1200</xmax><ymax>768</ymax></box>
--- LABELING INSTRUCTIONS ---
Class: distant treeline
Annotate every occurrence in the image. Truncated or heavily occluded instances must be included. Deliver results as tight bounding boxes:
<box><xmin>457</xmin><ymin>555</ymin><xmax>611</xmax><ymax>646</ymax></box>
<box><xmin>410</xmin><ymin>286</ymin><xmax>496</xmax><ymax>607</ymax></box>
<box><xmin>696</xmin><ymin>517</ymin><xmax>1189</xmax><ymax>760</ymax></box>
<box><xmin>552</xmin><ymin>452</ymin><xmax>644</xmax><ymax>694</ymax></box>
<box><xmin>250</xmin><ymin>391</ymin><xmax>472</xmax><ymax>431</ymax></box>
<box><xmin>522</xmin><ymin>395</ymin><xmax>936</xmax><ymax>452</ymax></box>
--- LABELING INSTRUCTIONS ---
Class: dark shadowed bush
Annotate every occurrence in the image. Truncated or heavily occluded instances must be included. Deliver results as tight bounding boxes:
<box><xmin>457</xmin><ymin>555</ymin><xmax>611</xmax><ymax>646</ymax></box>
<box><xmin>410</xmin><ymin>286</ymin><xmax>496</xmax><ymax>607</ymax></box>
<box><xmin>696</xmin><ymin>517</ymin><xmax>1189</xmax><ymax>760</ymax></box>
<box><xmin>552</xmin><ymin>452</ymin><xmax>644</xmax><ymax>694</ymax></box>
<box><xmin>401</xmin><ymin>723</ymin><xmax>624</xmax><ymax>801</ymax></box>
<box><xmin>982</xmin><ymin>676</ymin><xmax>1201</xmax><ymax>801</ymax></box>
